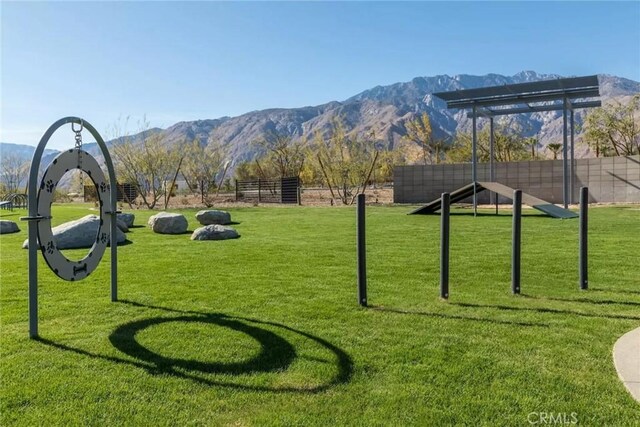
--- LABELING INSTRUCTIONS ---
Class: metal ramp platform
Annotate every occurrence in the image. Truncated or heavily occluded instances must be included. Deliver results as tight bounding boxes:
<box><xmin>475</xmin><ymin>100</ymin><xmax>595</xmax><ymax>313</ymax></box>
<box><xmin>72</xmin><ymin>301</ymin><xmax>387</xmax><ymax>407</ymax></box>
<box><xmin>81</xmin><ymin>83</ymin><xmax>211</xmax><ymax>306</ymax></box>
<box><xmin>408</xmin><ymin>181</ymin><xmax>578</xmax><ymax>219</ymax></box>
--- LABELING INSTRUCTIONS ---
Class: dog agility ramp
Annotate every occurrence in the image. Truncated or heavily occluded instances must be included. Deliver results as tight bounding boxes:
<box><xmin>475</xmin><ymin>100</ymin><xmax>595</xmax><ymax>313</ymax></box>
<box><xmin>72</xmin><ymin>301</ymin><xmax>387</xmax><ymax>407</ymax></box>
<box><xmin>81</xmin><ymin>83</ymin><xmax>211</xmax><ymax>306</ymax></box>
<box><xmin>408</xmin><ymin>181</ymin><xmax>578</xmax><ymax>219</ymax></box>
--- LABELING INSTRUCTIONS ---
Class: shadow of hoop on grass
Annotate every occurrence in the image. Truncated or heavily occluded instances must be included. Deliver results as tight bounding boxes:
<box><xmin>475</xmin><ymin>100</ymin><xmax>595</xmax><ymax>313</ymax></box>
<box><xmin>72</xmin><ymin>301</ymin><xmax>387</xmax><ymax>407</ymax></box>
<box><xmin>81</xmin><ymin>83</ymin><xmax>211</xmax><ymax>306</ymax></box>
<box><xmin>109</xmin><ymin>314</ymin><xmax>297</xmax><ymax>376</ymax></box>
<box><xmin>35</xmin><ymin>302</ymin><xmax>353</xmax><ymax>394</ymax></box>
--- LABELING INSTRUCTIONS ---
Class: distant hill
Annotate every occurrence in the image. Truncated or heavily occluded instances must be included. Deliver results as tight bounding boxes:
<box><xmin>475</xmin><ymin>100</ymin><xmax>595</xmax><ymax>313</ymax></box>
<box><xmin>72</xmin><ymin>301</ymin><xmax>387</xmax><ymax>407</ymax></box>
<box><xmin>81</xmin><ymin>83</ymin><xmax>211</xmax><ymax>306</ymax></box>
<box><xmin>2</xmin><ymin>72</ymin><xmax>639</xmax><ymax>176</ymax></box>
<box><xmin>130</xmin><ymin>71</ymin><xmax>640</xmax><ymax>169</ymax></box>
<box><xmin>0</xmin><ymin>143</ymin><xmax>59</xmax><ymax>161</ymax></box>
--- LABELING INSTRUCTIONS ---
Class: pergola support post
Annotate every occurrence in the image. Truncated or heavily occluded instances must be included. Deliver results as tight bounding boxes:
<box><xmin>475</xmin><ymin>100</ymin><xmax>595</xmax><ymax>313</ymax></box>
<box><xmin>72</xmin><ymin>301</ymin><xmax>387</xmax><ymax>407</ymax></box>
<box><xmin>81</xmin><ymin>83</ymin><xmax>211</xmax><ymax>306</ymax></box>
<box><xmin>472</xmin><ymin>106</ymin><xmax>478</xmax><ymax>216</ymax></box>
<box><xmin>570</xmin><ymin>109</ymin><xmax>575</xmax><ymax>205</ymax></box>
<box><xmin>490</xmin><ymin>117</ymin><xmax>497</xmax><ymax>214</ymax></box>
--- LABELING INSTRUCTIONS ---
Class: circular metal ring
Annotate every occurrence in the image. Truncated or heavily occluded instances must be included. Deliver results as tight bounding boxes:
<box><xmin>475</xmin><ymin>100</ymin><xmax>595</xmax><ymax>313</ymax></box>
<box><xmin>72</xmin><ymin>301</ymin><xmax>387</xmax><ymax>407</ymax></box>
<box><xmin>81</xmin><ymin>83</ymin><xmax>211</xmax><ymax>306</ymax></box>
<box><xmin>37</xmin><ymin>148</ymin><xmax>111</xmax><ymax>281</ymax></box>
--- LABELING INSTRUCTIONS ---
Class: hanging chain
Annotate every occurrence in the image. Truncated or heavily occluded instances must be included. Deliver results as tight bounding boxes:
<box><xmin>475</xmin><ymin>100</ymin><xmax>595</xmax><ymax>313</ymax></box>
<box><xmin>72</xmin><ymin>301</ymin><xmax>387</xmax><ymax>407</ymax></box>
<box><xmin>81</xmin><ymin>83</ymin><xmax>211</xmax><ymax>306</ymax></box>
<box><xmin>72</xmin><ymin>120</ymin><xmax>84</xmax><ymax>194</ymax></box>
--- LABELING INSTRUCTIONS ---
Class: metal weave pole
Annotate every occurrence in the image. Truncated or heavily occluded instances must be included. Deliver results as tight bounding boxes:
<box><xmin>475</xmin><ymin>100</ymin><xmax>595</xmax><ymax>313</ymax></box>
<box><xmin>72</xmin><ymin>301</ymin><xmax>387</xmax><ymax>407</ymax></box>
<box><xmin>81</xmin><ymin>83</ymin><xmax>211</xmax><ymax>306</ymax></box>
<box><xmin>512</xmin><ymin>190</ymin><xmax>522</xmax><ymax>295</ymax></box>
<box><xmin>440</xmin><ymin>193</ymin><xmax>450</xmax><ymax>299</ymax></box>
<box><xmin>356</xmin><ymin>194</ymin><xmax>367</xmax><ymax>306</ymax></box>
<box><xmin>579</xmin><ymin>187</ymin><xmax>589</xmax><ymax>290</ymax></box>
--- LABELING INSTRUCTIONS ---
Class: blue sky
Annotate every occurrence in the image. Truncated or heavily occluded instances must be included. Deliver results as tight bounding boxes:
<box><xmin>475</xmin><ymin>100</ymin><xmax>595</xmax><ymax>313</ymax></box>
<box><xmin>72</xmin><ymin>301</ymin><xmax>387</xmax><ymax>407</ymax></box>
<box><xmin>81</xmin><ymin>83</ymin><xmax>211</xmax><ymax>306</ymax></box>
<box><xmin>1</xmin><ymin>1</ymin><xmax>639</xmax><ymax>150</ymax></box>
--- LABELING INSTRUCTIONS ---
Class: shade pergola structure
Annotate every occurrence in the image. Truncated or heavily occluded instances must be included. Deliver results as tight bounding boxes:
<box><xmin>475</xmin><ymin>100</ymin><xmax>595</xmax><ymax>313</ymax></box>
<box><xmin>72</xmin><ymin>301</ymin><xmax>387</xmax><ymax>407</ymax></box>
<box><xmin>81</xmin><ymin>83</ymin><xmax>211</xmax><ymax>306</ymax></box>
<box><xmin>428</xmin><ymin>75</ymin><xmax>601</xmax><ymax>216</ymax></box>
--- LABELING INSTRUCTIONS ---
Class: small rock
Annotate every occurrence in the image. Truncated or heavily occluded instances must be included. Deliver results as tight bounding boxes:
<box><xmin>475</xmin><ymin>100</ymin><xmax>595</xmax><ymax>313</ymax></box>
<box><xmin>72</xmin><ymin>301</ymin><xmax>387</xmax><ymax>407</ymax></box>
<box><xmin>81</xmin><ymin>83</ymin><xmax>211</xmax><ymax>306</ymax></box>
<box><xmin>0</xmin><ymin>220</ymin><xmax>20</xmax><ymax>234</ymax></box>
<box><xmin>195</xmin><ymin>210</ymin><xmax>231</xmax><ymax>225</ymax></box>
<box><xmin>117</xmin><ymin>213</ymin><xmax>135</xmax><ymax>228</ymax></box>
<box><xmin>148</xmin><ymin>212</ymin><xmax>188</xmax><ymax>234</ymax></box>
<box><xmin>191</xmin><ymin>224</ymin><xmax>240</xmax><ymax>241</ymax></box>
<box><xmin>22</xmin><ymin>215</ymin><xmax>126</xmax><ymax>249</ymax></box>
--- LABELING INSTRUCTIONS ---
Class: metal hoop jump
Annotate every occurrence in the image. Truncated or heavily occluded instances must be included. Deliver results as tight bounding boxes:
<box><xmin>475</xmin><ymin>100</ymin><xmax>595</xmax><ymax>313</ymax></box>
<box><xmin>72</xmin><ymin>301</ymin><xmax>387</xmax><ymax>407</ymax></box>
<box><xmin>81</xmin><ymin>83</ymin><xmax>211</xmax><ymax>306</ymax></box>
<box><xmin>24</xmin><ymin>117</ymin><xmax>119</xmax><ymax>338</ymax></box>
<box><xmin>37</xmin><ymin>149</ymin><xmax>111</xmax><ymax>281</ymax></box>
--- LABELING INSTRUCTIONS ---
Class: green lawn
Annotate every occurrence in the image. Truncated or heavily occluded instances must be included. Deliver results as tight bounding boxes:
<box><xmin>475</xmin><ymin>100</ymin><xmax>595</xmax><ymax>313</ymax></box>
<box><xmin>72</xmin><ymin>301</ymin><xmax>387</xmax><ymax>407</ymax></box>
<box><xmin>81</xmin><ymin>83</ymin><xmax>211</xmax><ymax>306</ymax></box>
<box><xmin>1</xmin><ymin>203</ymin><xmax>639</xmax><ymax>426</ymax></box>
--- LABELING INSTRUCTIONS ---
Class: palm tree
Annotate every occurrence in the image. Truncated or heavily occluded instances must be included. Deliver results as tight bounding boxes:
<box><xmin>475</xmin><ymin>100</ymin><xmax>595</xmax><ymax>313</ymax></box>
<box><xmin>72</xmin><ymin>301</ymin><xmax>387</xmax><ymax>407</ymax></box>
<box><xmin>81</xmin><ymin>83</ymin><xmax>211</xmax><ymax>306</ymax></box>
<box><xmin>547</xmin><ymin>143</ymin><xmax>562</xmax><ymax>160</ymax></box>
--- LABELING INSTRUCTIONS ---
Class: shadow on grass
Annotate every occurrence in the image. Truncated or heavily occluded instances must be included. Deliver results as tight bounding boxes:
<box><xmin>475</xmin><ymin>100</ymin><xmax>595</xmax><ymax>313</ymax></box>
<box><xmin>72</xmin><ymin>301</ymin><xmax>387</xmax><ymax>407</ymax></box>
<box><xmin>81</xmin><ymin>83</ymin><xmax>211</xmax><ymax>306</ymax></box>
<box><xmin>451</xmin><ymin>301</ymin><xmax>640</xmax><ymax>321</ymax></box>
<box><xmin>447</xmin><ymin>211</ymin><xmax>549</xmax><ymax>218</ymax></box>
<box><xmin>370</xmin><ymin>305</ymin><xmax>549</xmax><ymax>328</ymax></box>
<box><xmin>109</xmin><ymin>314</ymin><xmax>296</xmax><ymax>375</ymax></box>
<box><xmin>589</xmin><ymin>288</ymin><xmax>640</xmax><ymax>296</ymax></box>
<box><xmin>36</xmin><ymin>300</ymin><xmax>353</xmax><ymax>394</ymax></box>
<box><xmin>525</xmin><ymin>295</ymin><xmax>640</xmax><ymax>307</ymax></box>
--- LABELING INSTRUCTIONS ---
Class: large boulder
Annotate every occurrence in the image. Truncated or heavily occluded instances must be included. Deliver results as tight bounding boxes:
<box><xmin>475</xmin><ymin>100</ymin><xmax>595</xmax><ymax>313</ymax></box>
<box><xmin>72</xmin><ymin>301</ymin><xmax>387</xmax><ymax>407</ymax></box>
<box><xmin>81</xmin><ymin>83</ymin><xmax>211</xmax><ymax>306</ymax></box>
<box><xmin>22</xmin><ymin>215</ymin><xmax>126</xmax><ymax>249</ymax></box>
<box><xmin>116</xmin><ymin>219</ymin><xmax>129</xmax><ymax>233</ymax></box>
<box><xmin>148</xmin><ymin>212</ymin><xmax>188</xmax><ymax>234</ymax></box>
<box><xmin>195</xmin><ymin>210</ymin><xmax>231</xmax><ymax>225</ymax></box>
<box><xmin>117</xmin><ymin>212</ymin><xmax>135</xmax><ymax>228</ymax></box>
<box><xmin>191</xmin><ymin>225</ymin><xmax>240</xmax><ymax>241</ymax></box>
<box><xmin>0</xmin><ymin>220</ymin><xmax>20</xmax><ymax>234</ymax></box>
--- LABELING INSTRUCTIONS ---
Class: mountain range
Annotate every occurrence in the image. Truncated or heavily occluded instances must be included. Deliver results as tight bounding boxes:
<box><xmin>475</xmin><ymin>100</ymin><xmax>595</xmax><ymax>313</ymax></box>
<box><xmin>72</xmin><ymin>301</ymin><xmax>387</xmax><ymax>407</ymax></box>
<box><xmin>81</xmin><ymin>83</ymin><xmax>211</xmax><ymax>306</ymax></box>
<box><xmin>2</xmin><ymin>71</ymin><xmax>639</xmax><ymax>174</ymax></box>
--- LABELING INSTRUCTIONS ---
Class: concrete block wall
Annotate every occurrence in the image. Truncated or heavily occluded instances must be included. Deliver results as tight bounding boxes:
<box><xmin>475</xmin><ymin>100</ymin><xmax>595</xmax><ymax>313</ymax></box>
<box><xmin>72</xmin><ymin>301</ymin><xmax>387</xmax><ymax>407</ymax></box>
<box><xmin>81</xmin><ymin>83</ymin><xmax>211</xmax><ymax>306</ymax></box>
<box><xmin>394</xmin><ymin>155</ymin><xmax>640</xmax><ymax>204</ymax></box>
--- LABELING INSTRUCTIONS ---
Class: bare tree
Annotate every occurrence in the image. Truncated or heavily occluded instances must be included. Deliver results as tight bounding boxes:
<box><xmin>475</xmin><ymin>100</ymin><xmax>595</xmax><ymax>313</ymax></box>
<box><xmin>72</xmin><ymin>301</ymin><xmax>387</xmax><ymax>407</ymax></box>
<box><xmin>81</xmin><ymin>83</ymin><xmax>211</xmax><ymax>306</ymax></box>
<box><xmin>110</xmin><ymin>119</ymin><xmax>183</xmax><ymax>209</ymax></box>
<box><xmin>314</xmin><ymin>118</ymin><xmax>379</xmax><ymax>205</ymax></box>
<box><xmin>254</xmin><ymin>131</ymin><xmax>306</xmax><ymax>178</ymax></box>
<box><xmin>181</xmin><ymin>138</ymin><xmax>225</xmax><ymax>206</ymax></box>
<box><xmin>403</xmin><ymin>112</ymin><xmax>438</xmax><ymax>165</ymax></box>
<box><xmin>547</xmin><ymin>143</ymin><xmax>562</xmax><ymax>160</ymax></box>
<box><xmin>0</xmin><ymin>153</ymin><xmax>29</xmax><ymax>194</ymax></box>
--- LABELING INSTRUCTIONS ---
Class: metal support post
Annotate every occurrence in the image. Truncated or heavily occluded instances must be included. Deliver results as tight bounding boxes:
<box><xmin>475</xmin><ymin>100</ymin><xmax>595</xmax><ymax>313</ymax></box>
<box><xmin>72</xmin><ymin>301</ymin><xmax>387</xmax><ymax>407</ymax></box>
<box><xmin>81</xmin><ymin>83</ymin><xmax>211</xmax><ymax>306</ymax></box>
<box><xmin>472</xmin><ymin>106</ymin><xmax>478</xmax><ymax>216</ymax></box>
<box><xmin>440</xmin><ymin>192</ymin><xmax>450</xmax><ymax>299</ymax></box>
<box><xmin>490</xmin><ymin>117</ymin><xmax>497</xmax><ymax>214</ymax></box>
<box><xmin>110</xmin><ymin>209</ymin><xmax>118</xmax><ymax>302</ymax></box>
<box><xmin>579</xmin><ymin>187</ymin><xmax>588</xmax><ymax>290</ymax></box>
<box><xmin>562</xmin><ymin>98</ymin><xmax>569</xmax><ymax>209</ymax></box>
<box><xmin>357</xmin><ymin>194</ymin><xmax>367</xmax><ymax>306</ymax></box>
<box><xmin>570</xmin><ymin>109</ymin><xmax>575</xmax><ymax>205</ymax></box>
<box><xmin>512</xmin><ymin>189</ymin><xmax>522</xmax><ymax>295</ymax></box>
<box><xmin>258</xmin><ymin>179</ymin><xmax>262</xmax><ymax>203</ymax></box>
<box><xmin>27</xmin><ymin>201</ymin><xmax>38</xmax><ymax>338</ymax></box>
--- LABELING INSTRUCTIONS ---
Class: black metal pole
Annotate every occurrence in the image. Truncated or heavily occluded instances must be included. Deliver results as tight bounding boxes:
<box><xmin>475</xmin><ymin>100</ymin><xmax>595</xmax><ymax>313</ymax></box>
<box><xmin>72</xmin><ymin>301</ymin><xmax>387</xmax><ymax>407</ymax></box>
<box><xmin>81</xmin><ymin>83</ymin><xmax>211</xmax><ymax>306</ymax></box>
<box><xmin>512</xmin><ymin>189</ymin><xmax>522</xmax><ymax>295</ymax></box>
<box><xmin>562</xmin><ymin>98</ymin><xmax>569</xmax><ymax>209</ymax></box>
<box><xmin>357</xmin><ymin>193</ymin><xmax>367</xmax><ymax>306</ymax></box>
<box><xmin>440</xmin><ymin>192</ymin><xmax>450</xmax><ymax>299</ymax></box>
<box><xmin>579</xmin><ymin>187</ymin><xmax>588</xmax><ymax>290</ymax></box>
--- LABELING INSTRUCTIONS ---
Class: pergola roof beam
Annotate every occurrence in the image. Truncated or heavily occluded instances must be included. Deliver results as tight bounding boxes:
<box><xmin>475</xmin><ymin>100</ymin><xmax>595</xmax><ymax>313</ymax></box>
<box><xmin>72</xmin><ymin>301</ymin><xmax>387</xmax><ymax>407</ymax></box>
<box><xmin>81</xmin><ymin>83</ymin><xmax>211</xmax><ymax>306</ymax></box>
<box><xmin>434</xmin><ymin>75</ymin><xmax>600</xmax><ymax>103</ymax></box>
<box><xmin>468</xmin><ymin>100</ymin><xmax>601</xmax><ymax>118</ymax></box>
<box><xmin>445</xmin><ymin>88</ymin><xmax>600</xmax><ymax>109</ymax></box>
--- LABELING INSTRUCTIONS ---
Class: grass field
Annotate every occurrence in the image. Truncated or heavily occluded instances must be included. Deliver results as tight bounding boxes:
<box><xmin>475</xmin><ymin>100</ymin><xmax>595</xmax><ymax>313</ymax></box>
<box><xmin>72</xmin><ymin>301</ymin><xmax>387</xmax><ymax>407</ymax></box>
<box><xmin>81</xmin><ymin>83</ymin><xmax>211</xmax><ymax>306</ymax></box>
<box><xmin>1</xmin><ymin>203</ymin><xmax>639</xmax><ymax>426</ymax></box>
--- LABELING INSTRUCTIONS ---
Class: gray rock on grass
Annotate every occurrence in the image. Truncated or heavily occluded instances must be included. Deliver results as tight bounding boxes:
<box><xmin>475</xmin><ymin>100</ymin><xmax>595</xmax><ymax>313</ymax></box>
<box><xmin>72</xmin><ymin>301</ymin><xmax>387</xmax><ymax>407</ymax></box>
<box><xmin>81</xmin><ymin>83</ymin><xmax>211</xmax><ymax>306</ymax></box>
<box><xmin>22</xmin><ymin>214</ymin><xmax>126</xmax><ymax>249</ymax></box>
<box><xmin>195</xmin><ymin>210</ymin><xmax>231</xmax><ymax>225</ymax></box>
<box><xmin>148</xmin><ymin>212</ymin><xmax>188</xmax><ymax>234</ymax></box>
<box><xmin>117</xmin><ymin>213</ymin><xmax>135</xmax><ymax>228</ymax></box>
<box><xmin>0</xmin><ymin>220</ymin><xmax>20</xmax><ymax>234</ymax></box>
<box><xmin>191</xmin><ymin>224</ymin><xmax>240</xmax><ymax>241</ymax></box>
<box><xmin>116</xmin><ymin>219</ymin><xmax>129</xmax><ymax>233</ymax></box>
